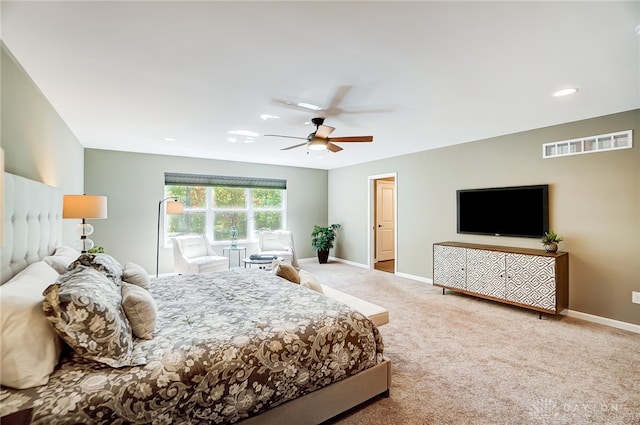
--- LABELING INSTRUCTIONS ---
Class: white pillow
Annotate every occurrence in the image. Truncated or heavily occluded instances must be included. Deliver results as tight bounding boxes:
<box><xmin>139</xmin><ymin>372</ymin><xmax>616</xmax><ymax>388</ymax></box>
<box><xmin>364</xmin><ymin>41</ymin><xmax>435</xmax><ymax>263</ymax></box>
<box><xmin>0</xmin><ymin>261</ymin><xmax>62</xmax><ymax>389</ymax></box>
<box><xmin>121</xmin><ymin>282</ymin><xmax>157</xmax><ymax>339</ymax></box>
<box><xmin>299</xmin><ymin>269</ymin><xmax>324</xmax><ymax>293</ymax></box>
<box><xmin>122</xmin><ymin>262</ymin><xmax>150</xmax><ymax>289</ymax></box>
<box><xmin>43</xmin><ymin>245</ymin><xmax>81</xmax><ymax>274</ymax></box>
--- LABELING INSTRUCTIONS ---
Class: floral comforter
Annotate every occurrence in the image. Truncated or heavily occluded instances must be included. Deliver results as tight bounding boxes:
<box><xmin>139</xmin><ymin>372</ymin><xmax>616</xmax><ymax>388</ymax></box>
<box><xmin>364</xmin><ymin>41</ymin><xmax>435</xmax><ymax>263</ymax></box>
<box><xmin>0</xmin><ymin>269</ymin><xmax>384</xmax><ymax>424</ymax></box>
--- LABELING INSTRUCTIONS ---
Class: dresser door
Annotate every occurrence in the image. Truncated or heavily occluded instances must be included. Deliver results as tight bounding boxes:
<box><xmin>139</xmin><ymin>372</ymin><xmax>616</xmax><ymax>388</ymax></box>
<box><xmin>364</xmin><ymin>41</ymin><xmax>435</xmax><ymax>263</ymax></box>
<box><xmin>466</xmin><ymin>249</ymin><xmax>506</xmax><ymax>298</ymax></box>
<box><xmin>433</xmin><ymin>245</ymin><xmax>466</xmax><ymax>289</ymax></box>
<box><xmin>505</xmin><ymin>254</ymin><xmax>556</xmax><ymax>311</ymax></box>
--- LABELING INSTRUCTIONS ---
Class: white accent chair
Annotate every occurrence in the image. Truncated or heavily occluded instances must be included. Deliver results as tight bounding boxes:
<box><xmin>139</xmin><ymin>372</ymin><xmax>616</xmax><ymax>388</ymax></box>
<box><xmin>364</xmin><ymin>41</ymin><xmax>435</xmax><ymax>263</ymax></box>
<box><xmin>258</xmin><ymin>230</ymin><xmax>299</xmax><ymax>269</ymax></box>
<box><xmin>171</xmin><ymin>235</ymin><xmax>229</xmax><ymax>274</ymax></box>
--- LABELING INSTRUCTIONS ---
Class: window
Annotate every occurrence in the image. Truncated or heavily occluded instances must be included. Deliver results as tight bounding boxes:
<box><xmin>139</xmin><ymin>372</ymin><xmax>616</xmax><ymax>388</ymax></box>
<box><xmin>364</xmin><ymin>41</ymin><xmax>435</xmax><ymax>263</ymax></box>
<box><xmin>162</xmin><ymin>173</ymin><xmax>286</xmax><ymax>245</ymax></box>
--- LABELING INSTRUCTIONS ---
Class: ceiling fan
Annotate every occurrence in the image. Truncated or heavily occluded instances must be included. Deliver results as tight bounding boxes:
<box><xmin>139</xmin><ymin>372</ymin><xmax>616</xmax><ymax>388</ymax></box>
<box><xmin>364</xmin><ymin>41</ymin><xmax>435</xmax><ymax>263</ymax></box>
<box><xmin>264</xmin><ymin>117</ymin><xmax>373</xmax><ymax>153</ymax></box>
<box><xmin>272</xmin><ymin>85</ymin><xmax>392</xmax><ymax>123</ymax></box>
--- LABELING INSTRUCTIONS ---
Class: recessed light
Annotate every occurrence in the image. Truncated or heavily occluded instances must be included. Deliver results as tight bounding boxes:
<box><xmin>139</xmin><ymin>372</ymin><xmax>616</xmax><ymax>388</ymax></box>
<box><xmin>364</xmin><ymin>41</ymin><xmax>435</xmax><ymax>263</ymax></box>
<box><xmin>228</xmin><ymin>130</ymin><xmax>259</xmax><ymax>137</ymax></box>
<box><xmin>260</xmin><ymin>114</ymin><xmax>280</xmax><ymax>121</ymax></box>
<box><xmin>552</xmin><ymin>88</ymin><xmax>579</xmax><ymax>97</ymax></box>
<box><xmin>163</xmin><ymin>137</ymin><xmax>176</xmax><ymax>142</ymax></box>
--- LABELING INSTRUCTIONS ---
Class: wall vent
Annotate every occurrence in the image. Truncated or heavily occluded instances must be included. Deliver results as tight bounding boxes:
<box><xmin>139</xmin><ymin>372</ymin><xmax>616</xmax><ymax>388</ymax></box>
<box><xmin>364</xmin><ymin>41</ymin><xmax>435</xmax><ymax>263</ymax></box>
<box><xmin>543</xmin><ymin>130</ymin><xmax>633</xmax><ymax>159</ymax></box>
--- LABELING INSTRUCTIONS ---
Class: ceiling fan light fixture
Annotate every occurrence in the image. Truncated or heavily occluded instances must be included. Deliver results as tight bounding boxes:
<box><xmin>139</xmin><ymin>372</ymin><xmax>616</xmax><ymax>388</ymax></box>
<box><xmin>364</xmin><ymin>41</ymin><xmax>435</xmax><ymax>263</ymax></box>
<box><xmin>308</xmin><ymin>138</ymin><xmax>327</xmax><ymax>151</ymax></box>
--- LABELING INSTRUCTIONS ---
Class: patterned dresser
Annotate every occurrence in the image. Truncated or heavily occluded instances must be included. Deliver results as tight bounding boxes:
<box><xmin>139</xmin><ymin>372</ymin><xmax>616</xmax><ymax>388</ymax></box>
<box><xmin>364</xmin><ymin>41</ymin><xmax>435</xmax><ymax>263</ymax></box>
<box><xmin>433</xmin><ymin>242</ymin><xmax>569</xmax><ymax>315</ymax></box>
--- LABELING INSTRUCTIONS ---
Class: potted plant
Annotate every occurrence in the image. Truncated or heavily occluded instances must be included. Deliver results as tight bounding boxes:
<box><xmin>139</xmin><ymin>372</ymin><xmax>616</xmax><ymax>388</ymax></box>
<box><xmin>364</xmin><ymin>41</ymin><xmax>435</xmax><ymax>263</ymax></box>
<box><xmin>541</xmin><ymin>231</ymin><xmax>563</xmax><ymax>252</ymax></box>
<box><xmin>311</xmin><ymin>224</ymin><xmax>341</xmax><ymax>264</ymax></box>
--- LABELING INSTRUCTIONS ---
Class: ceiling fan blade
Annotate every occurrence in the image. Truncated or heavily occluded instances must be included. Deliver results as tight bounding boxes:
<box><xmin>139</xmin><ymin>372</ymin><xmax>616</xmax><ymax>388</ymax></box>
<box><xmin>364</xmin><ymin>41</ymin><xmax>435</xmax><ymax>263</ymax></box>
<box><xmin>326</xmin><ymin>143</ymin><xmax>343</xmax><ymax>153</ymax></box>
<box><xmin>328</xmin><ymin>136</ymin><xmax>373</xmax><ymax>143</ymax></box>
<box><xmin>340</xmin><ymin>108</ymin><xmax>394</xmax><ymax>115</ymax></box>
<box><xmin>264</xmin><ymin>134</ymin><xmax>307</xmax><ymax>140</ymax></box>
<box><xmin>315</xmin><ymin>125</ymin><xmax>335</xmax><ymax>139</ymax></box>
<box><xmin>325</xmin><ymin>85</ymin><xmax>352</xmax><ymax>114</ymax></box>
<box><xmin>280</xmin><ymin>142</ymin><xmax>308</xmax><ymax>151</ymax></box>
<box><xmin>271</xmin><ymin>98</ymin><xmax>324</xmax><ymax>112</ymax></box>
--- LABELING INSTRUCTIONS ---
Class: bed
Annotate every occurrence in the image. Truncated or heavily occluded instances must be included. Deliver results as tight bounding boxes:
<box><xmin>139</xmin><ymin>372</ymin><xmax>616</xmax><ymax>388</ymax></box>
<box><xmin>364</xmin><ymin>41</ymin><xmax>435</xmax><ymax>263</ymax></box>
<box><xmin>0</xmin><ymin>172</ymin><xmax>391</xmax><ymax>424</ymax></box>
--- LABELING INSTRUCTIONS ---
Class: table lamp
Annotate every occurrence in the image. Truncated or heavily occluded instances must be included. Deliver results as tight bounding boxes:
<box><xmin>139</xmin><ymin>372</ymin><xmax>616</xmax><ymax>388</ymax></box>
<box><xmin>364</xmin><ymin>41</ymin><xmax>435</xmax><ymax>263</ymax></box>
<box><xmin>63</xmin><ymin>194</ymin><xmax>108</xmax><ymax>253</ymax></box>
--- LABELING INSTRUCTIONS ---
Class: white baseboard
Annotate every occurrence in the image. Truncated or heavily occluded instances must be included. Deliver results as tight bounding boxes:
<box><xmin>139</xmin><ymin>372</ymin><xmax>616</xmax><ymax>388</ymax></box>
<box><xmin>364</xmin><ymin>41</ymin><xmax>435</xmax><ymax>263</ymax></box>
<box><xmin>318</xmin><ymin>257</ymin><xmax>640</xmax><ymax>334</ymax></box>
<box><xmin>328</xmin><ymin>256</ymin><xmax>368</xmax><ymax>269</ymax></box>
<box><xmin>396</xmin><ymin>272</ymin><xmax>432</xmax><ymax>284</ymax></box>
<box><xmin>329</xmin><ymin>257</ymin><xmax>433</xmax><ymax>283</ymax></box>
<box><xmin>561</xmin><ymin>309</ymin><xmax>640</xmax><ymax>334</ymax></box>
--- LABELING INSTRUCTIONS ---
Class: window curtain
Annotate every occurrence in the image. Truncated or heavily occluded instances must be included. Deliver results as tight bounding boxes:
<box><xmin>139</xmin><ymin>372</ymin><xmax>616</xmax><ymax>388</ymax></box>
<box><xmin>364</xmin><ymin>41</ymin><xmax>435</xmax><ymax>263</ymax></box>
<box><xmin>164</xmin><ymin>173</ymin><xmax>286</xmax><ymax>190</ymax></box>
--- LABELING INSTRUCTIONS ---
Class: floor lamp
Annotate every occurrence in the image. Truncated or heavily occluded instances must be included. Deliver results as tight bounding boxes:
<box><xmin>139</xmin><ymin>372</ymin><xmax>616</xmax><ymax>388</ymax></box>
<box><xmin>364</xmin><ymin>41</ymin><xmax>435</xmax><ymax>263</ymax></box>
<box><xmin>156</xmin><ymin>197</ymin><xmax>184</xmax><ymax>277</ymax></box>
<box><xmin>63</xmin><ymin>195</ymin><xmax>108</xmax><ymax>253</ymax></box>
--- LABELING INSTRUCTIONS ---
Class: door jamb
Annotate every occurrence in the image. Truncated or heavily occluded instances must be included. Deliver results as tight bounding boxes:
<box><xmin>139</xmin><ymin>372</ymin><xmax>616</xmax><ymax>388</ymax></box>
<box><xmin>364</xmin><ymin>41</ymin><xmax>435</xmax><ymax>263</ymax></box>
<box><xmin>367</xmin><ymin>172</ymin><xmax>397</xmax><ymax>271</ymax></box>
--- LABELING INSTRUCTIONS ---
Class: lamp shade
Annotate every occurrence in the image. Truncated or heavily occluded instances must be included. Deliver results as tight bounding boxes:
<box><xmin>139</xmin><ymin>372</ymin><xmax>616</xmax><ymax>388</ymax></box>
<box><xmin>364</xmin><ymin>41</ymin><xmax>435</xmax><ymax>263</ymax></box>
<box><xmin>166</xmin><ymin>200</ymin><xmax>184</xmax><ymax>215</ymax></box>
<box><xmin>63</xmin><ymin>195</ymin><xmax>108</xmax><ymax>219</ymax></box>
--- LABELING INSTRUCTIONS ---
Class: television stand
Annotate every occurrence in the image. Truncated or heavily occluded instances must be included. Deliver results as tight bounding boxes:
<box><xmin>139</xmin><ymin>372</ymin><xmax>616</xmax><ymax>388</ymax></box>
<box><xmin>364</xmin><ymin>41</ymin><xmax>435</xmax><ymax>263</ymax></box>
<box><xmin>433</xmin><ymin>242</ymin><xmax>568</xmax><ymax>315</ymax></box>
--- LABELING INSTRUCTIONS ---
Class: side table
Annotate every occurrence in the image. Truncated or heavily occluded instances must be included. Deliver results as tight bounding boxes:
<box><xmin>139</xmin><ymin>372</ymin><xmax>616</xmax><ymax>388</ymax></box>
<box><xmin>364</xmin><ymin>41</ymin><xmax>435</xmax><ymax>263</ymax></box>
<box><xmin>242</xmin><ymin>257</ymin><xmax>274</xmax><ymax>270</ymax></box>
<box><xmin>222</xmin><ymin>246</ymin><xmax>246</xmax><ymax>269</ymax></box>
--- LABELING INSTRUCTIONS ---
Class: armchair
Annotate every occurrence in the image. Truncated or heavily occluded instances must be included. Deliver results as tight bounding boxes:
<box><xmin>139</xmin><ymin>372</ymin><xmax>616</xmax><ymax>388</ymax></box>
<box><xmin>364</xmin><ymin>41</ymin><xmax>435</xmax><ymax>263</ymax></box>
<box><xmin>171</xmin><ymin>235</ymin><xmax>229</xmax><ymax>274</ymax></box>
<box><xmin>258</xmin><ymin>230</ymin><xmax>299</xmax><ymax>269</ymax></box>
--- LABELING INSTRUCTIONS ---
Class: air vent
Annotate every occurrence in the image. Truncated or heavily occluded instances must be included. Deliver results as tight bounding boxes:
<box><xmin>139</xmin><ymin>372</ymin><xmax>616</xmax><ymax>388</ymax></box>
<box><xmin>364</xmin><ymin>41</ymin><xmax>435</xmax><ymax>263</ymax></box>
<box><xmin>543</xmin><ymin>130</ymin><xmax>633</xmax><ymax>159</ymax></box>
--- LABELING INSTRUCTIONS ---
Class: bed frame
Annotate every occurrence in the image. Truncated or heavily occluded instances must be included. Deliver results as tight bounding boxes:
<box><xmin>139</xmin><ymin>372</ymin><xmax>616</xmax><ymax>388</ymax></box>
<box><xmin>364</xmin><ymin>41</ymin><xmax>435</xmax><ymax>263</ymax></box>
<box><xmin>1</xmin><ymin>172</ymin><xmax>392</xmax><ymax>424</ymax></box>
<box><xmin>1</xmin><ymin>173</ymin><xmax>62</xmax><ymax>284</ymax></box>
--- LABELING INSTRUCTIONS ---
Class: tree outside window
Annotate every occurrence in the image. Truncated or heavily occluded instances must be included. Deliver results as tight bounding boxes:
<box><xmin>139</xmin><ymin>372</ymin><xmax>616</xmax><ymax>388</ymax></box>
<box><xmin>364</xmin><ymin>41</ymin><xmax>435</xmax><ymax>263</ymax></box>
<box><xmin>164</xmin><ymin>185</ymin><xmax>285</xmax><ymax>245</ymax></box>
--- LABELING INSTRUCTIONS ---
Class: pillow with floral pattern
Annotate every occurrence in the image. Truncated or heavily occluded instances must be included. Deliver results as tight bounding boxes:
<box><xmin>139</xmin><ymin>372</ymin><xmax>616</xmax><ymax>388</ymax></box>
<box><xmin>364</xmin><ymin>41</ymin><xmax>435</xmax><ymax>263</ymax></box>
<box><xmin>42</xmin><ymin>266</ymin><xmax>146</xmax><ymax>368</ymax></box>
<box><xmin>69</xmin><ymin>253</ymin><xmax>123</xmax><ymax>286</ymax></box>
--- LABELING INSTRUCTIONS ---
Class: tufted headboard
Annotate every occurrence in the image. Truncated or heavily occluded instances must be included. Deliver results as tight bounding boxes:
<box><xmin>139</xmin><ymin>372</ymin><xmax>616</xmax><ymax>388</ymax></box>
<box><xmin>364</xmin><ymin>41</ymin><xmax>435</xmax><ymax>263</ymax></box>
<box><xmin>1</xmin><ymin>172</ymin><xmax>63</xmax><ymax>284</ymax></box>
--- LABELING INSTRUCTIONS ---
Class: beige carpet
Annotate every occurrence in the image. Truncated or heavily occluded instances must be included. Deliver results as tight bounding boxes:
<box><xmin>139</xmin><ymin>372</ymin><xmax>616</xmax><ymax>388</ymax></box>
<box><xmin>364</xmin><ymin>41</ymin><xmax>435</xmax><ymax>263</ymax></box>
<box><xmin>296</xmin><ymin>259</ymin><xmax>640</xmax><ymax>425</ymax></box>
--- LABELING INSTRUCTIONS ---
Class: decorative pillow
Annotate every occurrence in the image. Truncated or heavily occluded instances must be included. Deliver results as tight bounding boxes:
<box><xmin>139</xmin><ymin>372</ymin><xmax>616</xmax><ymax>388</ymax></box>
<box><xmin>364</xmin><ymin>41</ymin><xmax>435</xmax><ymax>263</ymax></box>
<box><xmin>0</xmin><ymin>261</ymin><xmax>62</xmax><ymax>389</ymax></box>
<box><xmin>43</xmin><ymin>245</ymin><xmax>81</xmax><ymax>274</ymax></box>
<box><xmin>69</xmin><ymin>253</ymin><xmax>123</xmax><ymax>286</ymax></box>
<box><xmin>272</xmin><ymin>261</ymin><xmax>300</xmax><ymax>284</ymax></box>
<box><xmin>43</xmin><ymin>266</ymin><xmax>146</xmax><ymax>368</ymax></box>
<box><xmin>122</xmin><ymin>262</ymin><xmax>150</xmax><ymax>289</ymax></box>
<box><xmin>299</xmin><ymin>269</ymin><xmax>324</xmax><ymax>293</ymax></box>
<box><xmin>121</xmin><ymin>282</ymin><xmax>156</xmax><ymax>339</ymax></box>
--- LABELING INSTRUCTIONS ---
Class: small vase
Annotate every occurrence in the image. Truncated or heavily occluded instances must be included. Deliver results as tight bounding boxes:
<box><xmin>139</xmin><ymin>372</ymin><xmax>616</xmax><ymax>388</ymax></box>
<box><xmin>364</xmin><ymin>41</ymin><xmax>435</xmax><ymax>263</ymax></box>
<box><xmin>230</xmin><ymin>226</ymin><xmax>238</xmax><ymax>247</ymax></box>
<box><xmin>543</xmin><ymin>242</ymin><xmax>558</xmax><ymax>252</ymax></box>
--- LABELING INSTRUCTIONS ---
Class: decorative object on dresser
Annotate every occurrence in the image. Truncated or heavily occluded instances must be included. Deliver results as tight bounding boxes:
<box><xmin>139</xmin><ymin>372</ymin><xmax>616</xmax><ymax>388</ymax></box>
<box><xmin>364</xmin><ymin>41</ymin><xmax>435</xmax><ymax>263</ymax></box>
<box><xmin>62</xmin><ymin>194</ymin><xmax>108</xmax><ymax>253</ymax></box>
<box><xmin>311</xmin><ymin>223</ymin><xmax>341</xmax><ymax>264</ymax></box>
<box><xmin>155</xmin><ymin>196</ymin><xmax>184</xmax><ymax>276</ymax></box>
<box><xmin>541</xmin><ymin>231</ymin><xmax>563</xmax><ymax>252</ymax></box>
<box><xmin>433</xmin><ymin>242</ymin><xmax>568</xmax><ymax>317</ymax></box>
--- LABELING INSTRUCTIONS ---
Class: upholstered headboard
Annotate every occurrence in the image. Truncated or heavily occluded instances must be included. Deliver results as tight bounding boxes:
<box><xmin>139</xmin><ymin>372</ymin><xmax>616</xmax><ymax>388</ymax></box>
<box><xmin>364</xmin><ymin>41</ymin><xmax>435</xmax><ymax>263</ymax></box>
<box><xmin>1</xmin><ymin>172</ymin><xmax>63</xmax><ymax>284</ymax></box>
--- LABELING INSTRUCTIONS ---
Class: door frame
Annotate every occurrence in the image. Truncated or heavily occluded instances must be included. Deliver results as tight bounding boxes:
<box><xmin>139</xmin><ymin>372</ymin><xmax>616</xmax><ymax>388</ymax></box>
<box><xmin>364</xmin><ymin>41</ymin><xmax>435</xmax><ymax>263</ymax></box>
<box><xmin>367</xmin><ymin>172</ymin><xmax>397</xmax><ymax>272</ymax></box>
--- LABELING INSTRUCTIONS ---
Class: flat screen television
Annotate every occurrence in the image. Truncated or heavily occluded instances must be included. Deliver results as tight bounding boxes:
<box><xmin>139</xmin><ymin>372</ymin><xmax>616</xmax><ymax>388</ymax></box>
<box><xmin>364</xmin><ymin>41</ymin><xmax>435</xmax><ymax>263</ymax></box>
<box><xmin>457</xmin><ymin>184</ymin><xmax>549</xmax><ymax>238</ymax></box>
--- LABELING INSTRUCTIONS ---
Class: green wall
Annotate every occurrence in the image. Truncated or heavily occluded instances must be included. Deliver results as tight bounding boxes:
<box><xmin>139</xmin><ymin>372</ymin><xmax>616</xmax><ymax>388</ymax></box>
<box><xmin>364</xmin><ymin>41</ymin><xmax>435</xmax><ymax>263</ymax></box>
<box><xmin>1</xmin><ymin>44</ymin><xmax>85</xmax><ymax>244</ymax></box>
<box><xmin>328</xmin><ymin>109</ymin><xmax>640</xmax><ymax>325</ymax></box>
<box><xmin>84</xmin><ymin>149</ymin><xmax>327</xmax><ymax>274</ymax></box>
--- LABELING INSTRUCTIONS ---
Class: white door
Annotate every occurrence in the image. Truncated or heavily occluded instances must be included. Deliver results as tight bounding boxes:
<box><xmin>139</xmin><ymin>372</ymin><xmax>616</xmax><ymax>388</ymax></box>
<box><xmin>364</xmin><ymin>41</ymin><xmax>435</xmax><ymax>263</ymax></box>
<box><xmin>375</xmin><ymin>180</ymin><xmax>395</xmax><ymax>261</ymax></box>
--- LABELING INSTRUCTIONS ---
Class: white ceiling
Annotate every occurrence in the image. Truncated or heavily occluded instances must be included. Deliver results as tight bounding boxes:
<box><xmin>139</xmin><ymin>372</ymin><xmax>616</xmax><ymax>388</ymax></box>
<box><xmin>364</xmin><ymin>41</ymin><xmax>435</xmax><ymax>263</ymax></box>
<box><xmin>2</xmin><ymin>1</ymin><xmax>639</xmax><ymax>170</ymax></box>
